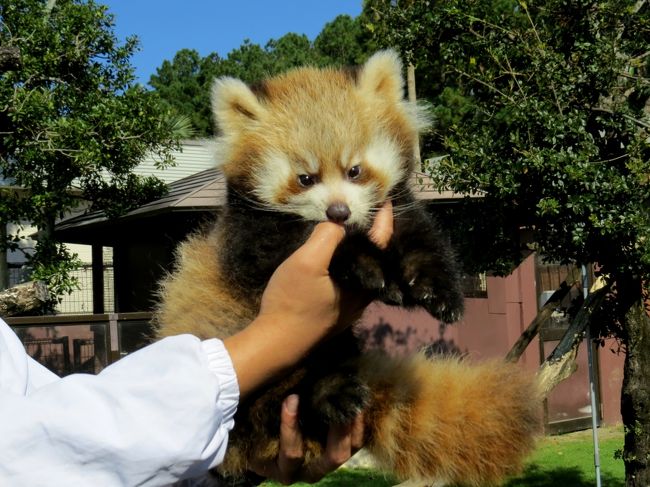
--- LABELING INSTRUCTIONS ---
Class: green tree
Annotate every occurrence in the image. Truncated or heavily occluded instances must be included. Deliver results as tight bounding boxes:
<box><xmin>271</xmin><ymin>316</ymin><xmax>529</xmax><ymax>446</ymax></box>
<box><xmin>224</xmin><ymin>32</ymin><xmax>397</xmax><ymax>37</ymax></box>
<box><xmin>367</xmin><ymin>0</ymin><xmax>649</xmax><ymax>483</ymax></box>
<box><xmin>150</xmin><ymin>37</ymin><xmax>315</xmax><ymax>137</ymax></box>
<box><xmin>150</xmin><ymin>15</ymin><xmax>376</xmax><ymax>136</ymax></box>
<box><xmin>149</xmin><ymin>49</ymin><xmax>215</xmax><ymax>136</ymax></box>
<box><xmin>314</xmin><ymin>14</ymin><xmax>376</xmax><ymax>66</ymax></box>
<box><xmin>0</xmin><ymin>0</ymin><xmax>183</xmax><ymax>308</ymax></box>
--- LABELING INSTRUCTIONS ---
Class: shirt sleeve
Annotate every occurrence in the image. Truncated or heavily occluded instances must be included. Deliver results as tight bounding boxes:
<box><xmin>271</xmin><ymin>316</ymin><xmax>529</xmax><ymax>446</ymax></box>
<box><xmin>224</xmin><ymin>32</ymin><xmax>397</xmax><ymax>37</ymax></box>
<box><xmin>0</xmin><ymin>319</ymin><xmax>240</xmax><ymax>487</ymax></box>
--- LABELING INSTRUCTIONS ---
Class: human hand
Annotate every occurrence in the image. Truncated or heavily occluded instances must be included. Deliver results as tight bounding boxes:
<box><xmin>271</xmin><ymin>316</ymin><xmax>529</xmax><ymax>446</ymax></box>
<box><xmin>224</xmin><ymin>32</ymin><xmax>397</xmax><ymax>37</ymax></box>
<box><xmin>259</xmin><ymin>200</ymin><xmax>394</xmax><ymax>336</ymax></box>
<box><xmin>249</xmin><ymin>394</ymin><xmax>364</xmax><ymax>484</ymax></box>
<box><xmin>368</xmin><ymin>200</ymin><xmax>394</xmax><ymax>250</ymax></box>
<box><xmin>335</xmin><ymin>200</ymin><xmax>394</xmax><ymax>327</ymax></box>
<box><xmin>225</xmin><ymin>201</ymin><xmax>393</xmax><ymax>397</ymax></box>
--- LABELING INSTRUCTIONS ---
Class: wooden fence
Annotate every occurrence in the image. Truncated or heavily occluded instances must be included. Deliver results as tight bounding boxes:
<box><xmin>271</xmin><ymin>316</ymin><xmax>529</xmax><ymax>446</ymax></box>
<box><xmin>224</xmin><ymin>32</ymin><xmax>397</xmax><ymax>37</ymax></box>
<box><xmin>6</xmin><ymin>312</ymin><xmax>153</xmax><ymax>376</ymax></box>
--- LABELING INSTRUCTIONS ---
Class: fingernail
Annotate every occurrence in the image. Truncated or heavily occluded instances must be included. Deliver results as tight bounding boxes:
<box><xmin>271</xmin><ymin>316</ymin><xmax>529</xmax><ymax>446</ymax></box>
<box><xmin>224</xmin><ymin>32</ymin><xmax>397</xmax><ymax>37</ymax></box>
<box><xmin>285</xmin><ymin>394</ymin><xmax>299</xmax><ymax>414</ymax></box>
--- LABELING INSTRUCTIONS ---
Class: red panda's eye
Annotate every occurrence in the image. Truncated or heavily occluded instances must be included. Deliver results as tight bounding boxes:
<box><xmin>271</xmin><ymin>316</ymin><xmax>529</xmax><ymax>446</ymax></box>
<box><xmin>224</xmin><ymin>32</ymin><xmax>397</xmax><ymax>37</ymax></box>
<box><xmin>348</xmin><ymin>165</ymin><xmax>361</xmax><ymax>180</ymax></box>
<box><xmin>298</xmin><ymin>174</ymin><xmax>315</xmax><ymax>187</ymax></box>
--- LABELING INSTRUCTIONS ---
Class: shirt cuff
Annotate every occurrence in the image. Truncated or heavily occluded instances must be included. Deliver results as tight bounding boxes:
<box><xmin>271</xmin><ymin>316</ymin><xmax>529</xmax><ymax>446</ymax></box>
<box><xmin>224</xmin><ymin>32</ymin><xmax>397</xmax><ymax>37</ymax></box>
<box><xmin>201</xmin><ymin>338</ymin><xmax>240</xmax><ymax>427</ymax></box>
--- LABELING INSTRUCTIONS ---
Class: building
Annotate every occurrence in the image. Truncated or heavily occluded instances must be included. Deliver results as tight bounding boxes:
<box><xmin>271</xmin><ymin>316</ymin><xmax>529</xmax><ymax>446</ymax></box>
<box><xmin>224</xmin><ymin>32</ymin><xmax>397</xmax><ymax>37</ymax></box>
<box><xmin>1</xmin><ymin>140</ymin><xmax>215</xmax><ymax>313</ymax></box>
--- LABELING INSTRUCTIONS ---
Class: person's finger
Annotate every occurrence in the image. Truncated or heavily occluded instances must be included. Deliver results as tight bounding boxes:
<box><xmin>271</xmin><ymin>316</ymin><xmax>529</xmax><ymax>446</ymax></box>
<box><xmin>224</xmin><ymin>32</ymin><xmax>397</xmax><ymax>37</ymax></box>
<box><xmin>291</xmin><ymin>222</ymin><xmax>346</xmax><ymax>271</ymax></box>
<box><xmin>300</xmin><ymin>422</ymin><xmax>352</xmax><ymax>483</ymax></box>
<box><xmin>277</xmin><ymin>395</ymin><xmax>304</xmax><ymax>484</ymax></box>
<box><xmin>350</xmin><ymin>412</ymin><xmax>365</xmax><ymax>452</ymax></box>
<box><xmin>368</xmin><ymin>200</ymin><xmax>393</xmax><ymax>249</ymax></box>
<box><xmin>325</xmin><ymin>422</ymin><xmax>353</xmax><ymax>467</ymax></box>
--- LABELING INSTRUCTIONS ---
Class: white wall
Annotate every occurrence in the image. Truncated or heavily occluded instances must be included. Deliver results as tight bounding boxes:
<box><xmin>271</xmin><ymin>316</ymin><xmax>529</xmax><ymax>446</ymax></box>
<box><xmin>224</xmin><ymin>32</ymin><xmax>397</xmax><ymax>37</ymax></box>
<box><xmin>131</xmin><ymin>140</ymin><xmax>214</xmax><ymax>183</ymax></box>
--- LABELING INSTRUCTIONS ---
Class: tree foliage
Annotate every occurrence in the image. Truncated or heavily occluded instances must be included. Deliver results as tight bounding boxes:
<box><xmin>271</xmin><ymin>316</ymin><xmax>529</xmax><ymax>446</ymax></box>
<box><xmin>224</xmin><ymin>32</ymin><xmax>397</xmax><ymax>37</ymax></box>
<box><xmin>366</xmin><ymin>0</ymin><xmax>649</xmax><ymax>483</ymax></box>
<box><xmin>368</xmin><ymin>0</ymin><xmax>649</xmax><ymax>282</ymax></box>
<box><xmin>0</xmin><ymin>0</ymin><xmax>183</xmax><ymax>306</ymax></box>
<box><xmin>149</xmin><ymin>14</ymin><xmax>376</xmax><ymax>136</ymax></box>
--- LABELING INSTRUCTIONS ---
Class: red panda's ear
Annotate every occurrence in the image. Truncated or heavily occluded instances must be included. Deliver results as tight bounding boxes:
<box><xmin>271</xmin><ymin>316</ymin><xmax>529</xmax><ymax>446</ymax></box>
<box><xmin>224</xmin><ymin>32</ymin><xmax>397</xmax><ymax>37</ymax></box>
<box><xmin>357</xmin><ymin>50</ymin><xmax>405</xmax><ymax>102</ymax></box>
<box><xmin>211</xmin><ymin>77</ymin><xmax>265</xmax><ymax>134</ymax></box>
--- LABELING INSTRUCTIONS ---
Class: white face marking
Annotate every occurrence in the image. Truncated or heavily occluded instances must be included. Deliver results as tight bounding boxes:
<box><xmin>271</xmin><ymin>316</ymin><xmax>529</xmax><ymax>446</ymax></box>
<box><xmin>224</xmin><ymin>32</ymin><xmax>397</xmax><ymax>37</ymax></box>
<box><xmin>286</xmin><ymin>180</ymin><xmax>377</xmax><ymax>226</ymax></box>
<box><xmin>342</xmin><ymin>182</ymin><xmax>377</xmax><ymax>226</ymax></box>
<box><xmin>252</xmin><ymin>150</ymin><xmax>293</xmax><ymax>205</ymax></box>
<box><xmin>252</xmin><ymin>135</ymin><xmax>403</xmax><ymax>226</ymax></box>
<box><xmin>364</xmin><ymin>135</ymin><xmax>405</xmax><ymax>192</ymax></box>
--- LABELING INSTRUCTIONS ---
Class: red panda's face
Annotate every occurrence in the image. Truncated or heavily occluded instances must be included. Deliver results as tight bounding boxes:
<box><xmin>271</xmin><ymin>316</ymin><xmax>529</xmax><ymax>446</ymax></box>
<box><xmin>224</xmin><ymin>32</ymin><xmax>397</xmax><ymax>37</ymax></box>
<box><xmin>247</xmin><ymin>128</ymin><xmax>408</xmax><ymax>227</ymax></box>
<box><xmin>211</xmin><ymin>50</ymin><xmax>427</xmax><ymax>228</ymax></box>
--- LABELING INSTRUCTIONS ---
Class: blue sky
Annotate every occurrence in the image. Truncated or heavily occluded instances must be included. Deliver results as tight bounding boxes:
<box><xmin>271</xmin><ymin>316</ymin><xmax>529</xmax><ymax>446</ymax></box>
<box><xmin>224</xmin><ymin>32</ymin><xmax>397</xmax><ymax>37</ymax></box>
<box><xmin>101</xmin><ymin>1</ymin><xmax>363</xmax><ymax>86</ymax></box>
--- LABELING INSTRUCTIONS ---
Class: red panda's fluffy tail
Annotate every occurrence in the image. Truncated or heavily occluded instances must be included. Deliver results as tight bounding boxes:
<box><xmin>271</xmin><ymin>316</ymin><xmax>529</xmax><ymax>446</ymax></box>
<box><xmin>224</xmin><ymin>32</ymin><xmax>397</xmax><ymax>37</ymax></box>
<box><xmin>360</xmin><ymin>353</ymin><xmax>541</xmax><ymax>486</ymax></box>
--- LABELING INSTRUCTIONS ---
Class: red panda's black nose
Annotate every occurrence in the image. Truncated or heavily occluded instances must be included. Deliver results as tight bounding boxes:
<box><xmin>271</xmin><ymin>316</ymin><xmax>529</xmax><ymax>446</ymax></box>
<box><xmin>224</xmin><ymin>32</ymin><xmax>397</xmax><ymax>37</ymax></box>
<box><xmin>326</xmin><ymin>203</ymin><xmax>351</xmax><ymax>223</ymax></box>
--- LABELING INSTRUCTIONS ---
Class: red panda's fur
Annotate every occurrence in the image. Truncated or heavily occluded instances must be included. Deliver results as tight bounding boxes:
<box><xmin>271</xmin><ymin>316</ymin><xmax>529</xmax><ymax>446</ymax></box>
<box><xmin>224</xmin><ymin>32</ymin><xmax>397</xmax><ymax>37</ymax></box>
<box><xmin>155</xmin><ymin>51</ymin><xmax>540</xmax><ymax>486</ymax></box>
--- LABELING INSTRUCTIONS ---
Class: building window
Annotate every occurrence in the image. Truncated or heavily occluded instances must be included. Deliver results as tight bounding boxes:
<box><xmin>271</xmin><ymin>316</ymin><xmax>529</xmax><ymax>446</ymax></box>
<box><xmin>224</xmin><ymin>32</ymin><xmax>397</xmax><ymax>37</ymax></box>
<box><xmin>461</xmin><ymin>272</ymin><xmax>488</xmax><ymax>298</ymax></box>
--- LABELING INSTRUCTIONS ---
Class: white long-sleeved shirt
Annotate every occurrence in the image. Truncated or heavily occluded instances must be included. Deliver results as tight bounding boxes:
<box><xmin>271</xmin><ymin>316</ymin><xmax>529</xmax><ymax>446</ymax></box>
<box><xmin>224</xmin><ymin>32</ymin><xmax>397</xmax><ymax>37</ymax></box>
<box><xmin>0</xmin><ymin>318</ymin><xmax>239</xmax><ymax>486</ymax></box>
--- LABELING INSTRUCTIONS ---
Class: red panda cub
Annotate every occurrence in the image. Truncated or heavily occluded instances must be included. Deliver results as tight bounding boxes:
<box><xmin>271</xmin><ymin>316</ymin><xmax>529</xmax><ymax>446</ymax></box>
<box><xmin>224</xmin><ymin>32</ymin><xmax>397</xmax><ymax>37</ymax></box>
<box><xmin>155</xmin><ymin>51</ymin><xmax>539</xmax><ymax>486</ymax></box>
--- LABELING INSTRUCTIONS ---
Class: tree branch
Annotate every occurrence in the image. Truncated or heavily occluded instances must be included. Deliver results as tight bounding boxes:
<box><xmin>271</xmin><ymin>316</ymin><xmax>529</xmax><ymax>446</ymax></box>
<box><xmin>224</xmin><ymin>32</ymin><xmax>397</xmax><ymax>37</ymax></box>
<box><xmin>505</xmin><ymin>266</ymin><xmax>582</xmax><ymax>363</ymax></box>
<box><xmin>536</xmin><ymin>276</ymin><xmax>610</xmax><ymax>398</ymax></box>
<box><xmin>0</xmin><ymin>46</ymin><xmax>21</xmax><ymax>71</ymax></box>
<box><xmin>453</xmin><ymin>68</ymin><xmax>517</xmax><ymax>104</ymax></box>
<box><xmin>592</xmin><ymin>107</ymin><xmax>650</xmax><ymax>129</ymax></box>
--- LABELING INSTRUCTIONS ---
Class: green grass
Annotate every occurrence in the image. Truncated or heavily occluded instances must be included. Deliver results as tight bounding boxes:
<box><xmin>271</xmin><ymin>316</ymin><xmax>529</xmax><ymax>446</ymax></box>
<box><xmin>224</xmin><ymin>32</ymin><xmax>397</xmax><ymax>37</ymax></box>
<box><xmin>263</xmin><ymin>426</ymin><xmax>624</xmax><ymax>486</ymax></box>
<box><xmin>503</xmin><ymin>426</ymin><xmax>624</xmax><ymax>487</ymax></box>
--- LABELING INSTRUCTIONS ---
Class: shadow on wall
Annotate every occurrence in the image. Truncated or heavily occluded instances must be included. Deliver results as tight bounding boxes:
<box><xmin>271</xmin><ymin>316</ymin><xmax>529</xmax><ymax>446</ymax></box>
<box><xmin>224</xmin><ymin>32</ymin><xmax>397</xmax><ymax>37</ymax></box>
<box><xmin>356</xmin><ymin>317</ymin><xmax>466</xmax><ymax>357</ymax></box>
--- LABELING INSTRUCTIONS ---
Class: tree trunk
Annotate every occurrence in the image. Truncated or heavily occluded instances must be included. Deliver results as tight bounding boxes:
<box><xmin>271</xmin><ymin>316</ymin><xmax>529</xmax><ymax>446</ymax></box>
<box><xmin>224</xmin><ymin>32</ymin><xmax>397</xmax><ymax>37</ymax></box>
<box><xmin>0</xmin><ymin>45</ymin><xmax>20</xmax><ymax>71</ymax></box>
<box><xmin>0</xmin><ymin>281</ymin><xmax>49</xmax><ymax>316</ymax></box>
<box><xmin>621</xmin><ymin>281</ymin><xmax>650</xmax><ymax>486</ymax></box>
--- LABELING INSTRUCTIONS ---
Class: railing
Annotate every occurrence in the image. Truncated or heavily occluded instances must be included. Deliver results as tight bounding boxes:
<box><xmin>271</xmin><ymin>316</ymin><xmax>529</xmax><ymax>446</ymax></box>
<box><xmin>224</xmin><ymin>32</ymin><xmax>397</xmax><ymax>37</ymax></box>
<box><xmin>6</xmin><ymin>312</ymin><xmax>153</xmax><ymax>376</ymax></box>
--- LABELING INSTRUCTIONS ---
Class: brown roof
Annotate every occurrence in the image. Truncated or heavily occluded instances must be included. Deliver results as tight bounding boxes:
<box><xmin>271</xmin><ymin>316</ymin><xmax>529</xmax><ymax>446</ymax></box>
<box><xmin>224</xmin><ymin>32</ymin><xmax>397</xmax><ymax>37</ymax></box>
<box><xmin>134</xmin><ymin>168</ymin><xmax>226</xmax><ymax>213</ymax></box>
<box><xmin>55</xmin><ymin>168</ymin><xmax>225</xmax><ymax>234</ymax></box>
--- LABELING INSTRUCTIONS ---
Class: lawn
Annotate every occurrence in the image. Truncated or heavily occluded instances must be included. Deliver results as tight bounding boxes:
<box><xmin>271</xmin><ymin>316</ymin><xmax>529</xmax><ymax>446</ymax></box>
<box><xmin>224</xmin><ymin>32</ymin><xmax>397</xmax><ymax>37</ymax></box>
<box><xmin>263</xmin><ymin>426</ymin><xmax>625</xmax><ymax>486</ymax></box>
<box><xmin>503</xmin><ymin>426</ymin><xmax>624</xmax><ymax>487</ymax></box>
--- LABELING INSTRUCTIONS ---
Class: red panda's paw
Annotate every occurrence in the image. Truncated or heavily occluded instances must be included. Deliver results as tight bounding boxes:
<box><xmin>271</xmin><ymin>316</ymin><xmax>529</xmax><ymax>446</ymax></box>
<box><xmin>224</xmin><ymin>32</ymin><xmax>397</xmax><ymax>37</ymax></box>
<box><xmin>309</xmin><ymin>372</ymin><xmax>370</xmax><ymax>425</ymax></box>
<box><xmin>402</xmin><ymin>250</ymin><xmax>465</xmax><ymax>323</ymax></box>
<box><xmin>330</xmin><ymin>233</ymin><xmax>386</xmax><ymax>293</ymax></box>
<box><xmin>380</xmin><ymin>281</ymin><xmax>405</xmax><ymax>307</ymax></box>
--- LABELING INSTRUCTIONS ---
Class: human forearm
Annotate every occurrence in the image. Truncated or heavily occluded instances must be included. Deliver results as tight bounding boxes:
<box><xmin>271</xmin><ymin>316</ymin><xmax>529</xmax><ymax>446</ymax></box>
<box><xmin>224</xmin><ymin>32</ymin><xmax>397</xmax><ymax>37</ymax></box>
<box><xmin>224</xmin><ymin>314</ymin><xmax>332</xmax><ymax>398</ymax></box>
<box><xmin>223</xmin><ymin>223</ymin><xmax>344</xmax><ymax>397</ymax></box>
<box><xmin>0</xmin><ymin>334</ymin><xmax>237</xmax><ymax>486</ymax></box>
<box><xmin>227</xmin><ymin>205</ymin><xmax>393</xmax><ymax>399</ymax></box>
